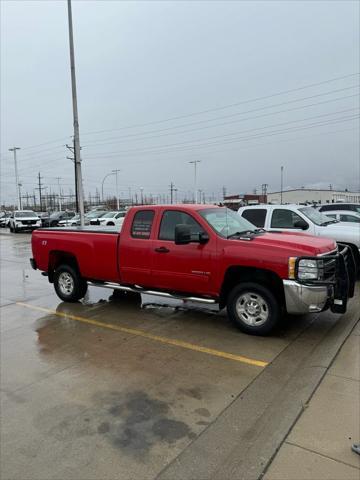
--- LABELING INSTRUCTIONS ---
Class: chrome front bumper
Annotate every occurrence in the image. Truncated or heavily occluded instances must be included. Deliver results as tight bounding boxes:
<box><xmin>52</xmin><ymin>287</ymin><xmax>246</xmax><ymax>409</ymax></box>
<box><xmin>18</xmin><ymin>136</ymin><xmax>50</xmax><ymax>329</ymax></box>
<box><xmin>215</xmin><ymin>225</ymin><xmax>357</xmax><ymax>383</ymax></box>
<box><xmin>283</xmin><ymin>280</ymin><xmax>332</xmax><ymax>314</ymax></box>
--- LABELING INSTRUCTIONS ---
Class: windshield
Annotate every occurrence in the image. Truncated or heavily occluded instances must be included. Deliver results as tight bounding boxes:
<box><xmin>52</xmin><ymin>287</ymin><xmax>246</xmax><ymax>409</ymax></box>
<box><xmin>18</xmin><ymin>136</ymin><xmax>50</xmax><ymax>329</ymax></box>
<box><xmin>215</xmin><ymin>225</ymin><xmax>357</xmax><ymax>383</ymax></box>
<box><xmin>299</xmin><ymin>207</ymin><xmax>336</xmax><ymax>226</ymax></box>
<box><xmin>199</xmin><ymin>208</ymin><xmax>257</xmax><ymax>238</ymax></box>
<box><xmin>86</xmin><ymin>211</ymin><xmax>107</xmax><ymax>218</ymax></box>
<box><xmin>15</xmin><ymin>211</ymin><xmax>37</xmax><ymax>218</ymax></box>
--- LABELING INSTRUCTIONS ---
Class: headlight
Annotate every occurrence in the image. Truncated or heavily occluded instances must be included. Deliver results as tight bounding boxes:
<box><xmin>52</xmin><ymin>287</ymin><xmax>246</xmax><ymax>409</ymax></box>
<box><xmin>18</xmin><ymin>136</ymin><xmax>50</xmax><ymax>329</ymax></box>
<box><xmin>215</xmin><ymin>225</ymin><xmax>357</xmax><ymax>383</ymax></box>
<box><xmin>298</xmin><ymin>259</ymin><xmax>320</xmax><ymax>280</ymax></box>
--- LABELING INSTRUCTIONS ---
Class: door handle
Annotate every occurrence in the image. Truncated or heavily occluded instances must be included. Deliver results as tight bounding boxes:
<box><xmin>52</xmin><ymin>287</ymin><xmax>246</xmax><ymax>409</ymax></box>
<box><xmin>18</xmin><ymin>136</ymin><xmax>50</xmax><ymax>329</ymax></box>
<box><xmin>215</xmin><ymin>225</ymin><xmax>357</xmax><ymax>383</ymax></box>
<box><xmin>154</xmin><ymin>246</ymin><xmax>170</xmax><ymax>253</ymax></box>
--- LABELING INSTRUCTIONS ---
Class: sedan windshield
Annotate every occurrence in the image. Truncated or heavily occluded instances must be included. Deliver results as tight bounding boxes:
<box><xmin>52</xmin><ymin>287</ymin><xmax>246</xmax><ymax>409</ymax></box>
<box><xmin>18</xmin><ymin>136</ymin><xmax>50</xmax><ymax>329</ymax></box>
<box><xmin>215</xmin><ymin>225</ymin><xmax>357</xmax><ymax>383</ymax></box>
<box><xmin>101</xmin><ymin>211</ymin><xmax>117</xmax><ymax>218</ymax></box>
<box><xmin>299</xmin><ymin>207</ymin><xmax>337</xmax><ymax>226</ymax></box>
<box><xmin>85</xmin><ymin>211</ymin><xmax>107</xmax><ymax>219</ymax></box>
<box><xmin>199</xmin><ymin>208</ymin><xmax>257</xmax><ymax>238</ymax></box>
<box><xmin>15</xmin><ymin>211</ymin><xmax>38</xmax><ymax>218</ymax></box>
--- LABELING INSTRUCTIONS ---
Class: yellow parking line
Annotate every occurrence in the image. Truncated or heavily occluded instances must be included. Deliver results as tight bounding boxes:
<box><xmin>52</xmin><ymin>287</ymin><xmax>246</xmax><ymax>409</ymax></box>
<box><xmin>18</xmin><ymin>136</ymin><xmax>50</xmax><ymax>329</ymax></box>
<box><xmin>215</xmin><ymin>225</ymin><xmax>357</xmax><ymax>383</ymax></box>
<box><xmin>16</xmin><ymin>302</ymin><xmax>268</xmax><ymax>368</ymax></box>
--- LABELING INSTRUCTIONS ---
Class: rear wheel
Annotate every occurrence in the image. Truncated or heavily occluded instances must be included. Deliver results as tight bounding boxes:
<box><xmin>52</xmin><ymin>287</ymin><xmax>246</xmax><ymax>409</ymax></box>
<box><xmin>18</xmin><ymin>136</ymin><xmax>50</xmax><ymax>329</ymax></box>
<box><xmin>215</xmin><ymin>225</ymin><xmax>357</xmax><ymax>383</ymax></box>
<box><xmin>227</xmin><ymin>282</ymin><xmax>280</xmax><ymax>335</ymax></box>
<box><xmin>54</xmin><ymin>264</ymin><xmax>88</xmax><ymax>302</ymax></box>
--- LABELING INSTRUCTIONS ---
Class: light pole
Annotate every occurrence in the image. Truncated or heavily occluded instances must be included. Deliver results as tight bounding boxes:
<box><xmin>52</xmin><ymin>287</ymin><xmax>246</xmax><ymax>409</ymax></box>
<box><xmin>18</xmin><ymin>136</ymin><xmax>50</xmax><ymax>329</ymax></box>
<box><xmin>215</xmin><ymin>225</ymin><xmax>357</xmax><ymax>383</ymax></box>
<box><xmin>67</xmin><ymin>0</ymin><xmax>85</xmax><ymax>225</ymax></box>
<box><xmin>280</xmin><ymin>166</ymin><xmax>284</xmax><ymax>204</ymax></box>
<box><xmin>189</xmin><ymin>160</ymin><xmax>201</xmax><ymax>203</ymax></box>
<box><xmin>56</xmin><ymin>177</ymin><xmax>62</xmax><ymax>211</ymax></box>
<box><xmin>8</xmin><ymin>147</ymin><xmax>21</xmax><ymax>210</ymax></box>
<box><xmin>101</xmin><ymin>172</ymin><xmax>115</xmax><ymax>203</ymax></box>
<box><xmin>112</xmin><ymin>169</ymin><xmax>121</xmax><ymax>210</ymax></box>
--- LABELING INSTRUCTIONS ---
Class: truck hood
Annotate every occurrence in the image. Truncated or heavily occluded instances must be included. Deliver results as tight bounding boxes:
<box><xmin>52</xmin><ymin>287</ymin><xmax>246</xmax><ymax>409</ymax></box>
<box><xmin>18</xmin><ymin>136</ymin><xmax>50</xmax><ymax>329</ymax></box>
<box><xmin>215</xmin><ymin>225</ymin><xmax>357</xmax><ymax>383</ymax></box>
<box><xmin>248</xmin><ymin>231</ymin><xmax>336</xmax><ymax>256</ymax></box>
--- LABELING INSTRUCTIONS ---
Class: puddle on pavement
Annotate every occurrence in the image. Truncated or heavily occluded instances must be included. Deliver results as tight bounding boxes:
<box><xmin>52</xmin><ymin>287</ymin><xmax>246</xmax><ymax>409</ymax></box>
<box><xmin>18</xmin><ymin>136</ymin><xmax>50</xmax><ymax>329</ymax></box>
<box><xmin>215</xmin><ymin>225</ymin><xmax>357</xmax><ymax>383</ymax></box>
<box><xmin>81</xmin><ymin>285</ymin><xmax>221</xmax><ymax>317</ymax></box>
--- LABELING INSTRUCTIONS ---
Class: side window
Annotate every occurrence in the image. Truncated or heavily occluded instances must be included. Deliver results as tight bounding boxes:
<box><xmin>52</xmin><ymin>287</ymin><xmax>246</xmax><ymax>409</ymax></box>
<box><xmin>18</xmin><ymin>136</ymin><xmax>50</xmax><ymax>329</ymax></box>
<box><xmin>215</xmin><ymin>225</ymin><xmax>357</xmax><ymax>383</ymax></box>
<box><xmin>326</xmin><ymin>214</ymin><xmax>337</xmax><ymax>219</ymax></box>
<box><xmin>116</xmin><ymin>213</ymin><xmax>125</xmax><ymax>219</ymax></box>
<box><xmin>271</xmin><ymin>209</ymin><xmax>305</xmax><ymax>228</ymax></box>
<box><xmin>340</xmin><ymin>214</ymin><xmax>360</xmax><ymax>223</ymax></box>
<box><xmin>159</xmin><ymin>210</ymin><xmax>204</xmax><ymax>241</ymax></box>
<box><xmin>319</xmin><ymin>205</ymin><xmax>334</xmax><ymax>212</ymax></box>
<box><xmin>131</xmin><ymin>210</ymin><xmax>154</xmax><ymax>239</ymax></box>
<box><xmin>241</xmin><ymin>209</ymin><xmax>266</xmax><ymax>228</ymax></box>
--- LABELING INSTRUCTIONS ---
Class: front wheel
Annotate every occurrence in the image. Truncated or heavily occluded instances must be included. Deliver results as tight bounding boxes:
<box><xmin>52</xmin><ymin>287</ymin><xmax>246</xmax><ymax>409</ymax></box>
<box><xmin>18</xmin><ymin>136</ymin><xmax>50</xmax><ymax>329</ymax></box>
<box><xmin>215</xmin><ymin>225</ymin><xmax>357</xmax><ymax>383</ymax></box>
<box><xmin>54</xmin><ymin>265</ymin><xmax>88</xmax><ymax>302</ymax></box>
<box><xmin>227</xmin><ymin>282</ymin><xmax>280</xmax><ymax>335</ymax></box>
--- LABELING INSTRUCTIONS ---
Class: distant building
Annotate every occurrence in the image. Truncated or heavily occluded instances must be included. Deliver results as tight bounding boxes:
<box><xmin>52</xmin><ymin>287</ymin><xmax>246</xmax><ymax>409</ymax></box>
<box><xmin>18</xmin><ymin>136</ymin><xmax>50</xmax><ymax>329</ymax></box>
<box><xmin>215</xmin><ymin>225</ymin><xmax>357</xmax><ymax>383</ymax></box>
<box><xmin>267</xmin><ymin>188</ymin><xmax>360</xmax><ymax>205</ymax></box>
<box><xmin>223</xmin><ymin>194</ymin><xmax>267</xmax><ymax>210</ymax></box>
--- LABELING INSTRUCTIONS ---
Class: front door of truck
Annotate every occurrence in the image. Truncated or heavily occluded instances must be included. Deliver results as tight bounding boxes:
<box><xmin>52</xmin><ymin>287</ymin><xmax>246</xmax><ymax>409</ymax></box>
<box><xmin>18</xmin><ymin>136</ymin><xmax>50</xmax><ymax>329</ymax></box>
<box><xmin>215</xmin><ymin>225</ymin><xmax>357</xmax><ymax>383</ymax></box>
<box><xmin>151</xmin><ymin>210</ymin><xmax>216</xmax><ymax>295</ymax></box>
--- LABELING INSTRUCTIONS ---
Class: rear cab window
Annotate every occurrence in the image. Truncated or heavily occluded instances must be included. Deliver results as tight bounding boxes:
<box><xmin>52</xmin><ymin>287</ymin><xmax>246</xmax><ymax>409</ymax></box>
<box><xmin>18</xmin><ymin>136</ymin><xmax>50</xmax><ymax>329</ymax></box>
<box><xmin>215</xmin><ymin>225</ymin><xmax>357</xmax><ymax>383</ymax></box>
<box><xmin>131</xmin><ymin>210</ymin><xmax>155</xmax><ymax>239</ymax></box>
<box><xmin>241</xmin><ymin>209</ymin><xmax>267</xmax><ymax>228</ymax></box>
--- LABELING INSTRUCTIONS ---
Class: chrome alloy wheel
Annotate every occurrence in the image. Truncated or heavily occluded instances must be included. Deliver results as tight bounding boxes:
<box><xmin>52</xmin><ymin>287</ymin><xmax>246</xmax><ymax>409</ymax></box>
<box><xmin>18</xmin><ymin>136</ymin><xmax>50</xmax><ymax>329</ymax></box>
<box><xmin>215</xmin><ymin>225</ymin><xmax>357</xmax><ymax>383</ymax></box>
<box><xmin>58</xmin><ymin>272</ymin><xmax>75</xmax><ymax>296</ymax></box>
<box><xmin>235</xmin><ymin>292</ymin><xmax>269</xmax><ymax>326</ymax></box>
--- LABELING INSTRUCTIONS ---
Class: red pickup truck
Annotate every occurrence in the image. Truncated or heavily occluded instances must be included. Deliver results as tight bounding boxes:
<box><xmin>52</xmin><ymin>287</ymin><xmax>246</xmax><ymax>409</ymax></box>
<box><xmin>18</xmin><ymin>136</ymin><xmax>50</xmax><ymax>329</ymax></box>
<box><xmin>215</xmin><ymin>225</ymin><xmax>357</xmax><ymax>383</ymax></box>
<box><xmin>31</xmin><ymin>205</ymin><xmax>356</xmax><ymax>335</ymax></box>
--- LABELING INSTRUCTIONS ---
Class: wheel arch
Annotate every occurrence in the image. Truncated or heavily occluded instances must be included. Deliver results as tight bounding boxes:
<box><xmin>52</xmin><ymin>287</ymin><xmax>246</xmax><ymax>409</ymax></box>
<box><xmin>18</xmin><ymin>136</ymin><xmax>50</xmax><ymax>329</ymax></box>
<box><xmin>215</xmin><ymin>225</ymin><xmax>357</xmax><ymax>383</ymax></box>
<box><xmin>48</xmin><ymin>250</ymin><xmax>81</xmax><ymax>283</ymax></box>
<box><xmin>219</xmin><ymin>265</ymin><xmax>285</xmax><ymax>309</ymax></box>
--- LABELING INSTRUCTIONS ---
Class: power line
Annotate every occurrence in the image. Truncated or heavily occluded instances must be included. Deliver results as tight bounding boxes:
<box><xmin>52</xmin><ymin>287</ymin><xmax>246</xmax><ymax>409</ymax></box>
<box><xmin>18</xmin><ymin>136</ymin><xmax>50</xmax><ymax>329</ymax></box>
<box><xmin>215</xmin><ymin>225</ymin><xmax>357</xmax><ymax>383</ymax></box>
<box><xmin>82</xmin><ymin>87</ymin><xmax>359</xmax><ymax>147</ymax></box>
<box><xmin>1</xmin><ymin>72</ymin><xmax>358</xmax><ymax>159</ymax></box>
<box><xmin>84</xmin><ymin>113</ymin><xmax>359</xmax><ymax>159</ymax></box>
<box><xmin>84</xmin><ymin>107</ymin><xmax>358</xmax><ymax>155</ymax></box>
<box><xmin>79</xmin><ymin>73</ymin><xmax>360</xmax><ymax>137</ymax></box>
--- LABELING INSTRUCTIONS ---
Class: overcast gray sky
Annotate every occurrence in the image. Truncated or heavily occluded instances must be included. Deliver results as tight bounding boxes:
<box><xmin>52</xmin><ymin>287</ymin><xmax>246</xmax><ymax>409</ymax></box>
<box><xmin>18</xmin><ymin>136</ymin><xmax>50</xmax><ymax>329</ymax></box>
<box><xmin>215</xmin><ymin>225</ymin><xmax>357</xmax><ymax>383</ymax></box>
<box><xmin>1</xmin><ymin>0</ymin><xmax>359</xmax><ymax>204</ymax></box>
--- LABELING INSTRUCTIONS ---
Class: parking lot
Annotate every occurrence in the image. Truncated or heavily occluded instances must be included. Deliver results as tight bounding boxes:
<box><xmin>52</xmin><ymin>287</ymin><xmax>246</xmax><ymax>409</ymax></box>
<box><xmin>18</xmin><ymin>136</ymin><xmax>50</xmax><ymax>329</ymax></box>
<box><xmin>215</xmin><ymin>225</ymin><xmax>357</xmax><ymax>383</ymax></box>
<box><xmin>1</xmin><ymin>230</ymin><xmax>359</xmax><ymax>480</ymax></box>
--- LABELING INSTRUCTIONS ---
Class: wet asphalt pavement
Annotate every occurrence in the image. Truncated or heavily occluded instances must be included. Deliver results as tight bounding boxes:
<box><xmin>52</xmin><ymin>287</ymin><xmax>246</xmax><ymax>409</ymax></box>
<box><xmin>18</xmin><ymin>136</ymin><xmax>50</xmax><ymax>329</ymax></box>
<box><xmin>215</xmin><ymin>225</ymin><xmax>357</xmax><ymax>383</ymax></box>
<box><xmin>1</xmin><ymin>230</ymin><xmax>359</xmax><ymax>480</ymax></box>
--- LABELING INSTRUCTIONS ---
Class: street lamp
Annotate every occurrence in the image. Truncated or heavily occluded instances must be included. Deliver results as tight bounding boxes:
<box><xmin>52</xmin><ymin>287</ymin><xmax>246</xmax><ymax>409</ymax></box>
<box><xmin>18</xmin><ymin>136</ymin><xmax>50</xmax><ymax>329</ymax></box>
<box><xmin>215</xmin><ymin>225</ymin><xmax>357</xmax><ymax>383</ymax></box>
<box><xmin>112</xmin><ymin>169</ymin><xmax>121</xmax><ymax>210</ymax></box>
<box><xmin>101</xmin><ymin>172</ymin><xmax>115</xmax><ymax>203</ymax></box>
<box><xmin>8</xmin><ymin>147</ymin><xmax>21</xmax><ymax>210</ymax></box>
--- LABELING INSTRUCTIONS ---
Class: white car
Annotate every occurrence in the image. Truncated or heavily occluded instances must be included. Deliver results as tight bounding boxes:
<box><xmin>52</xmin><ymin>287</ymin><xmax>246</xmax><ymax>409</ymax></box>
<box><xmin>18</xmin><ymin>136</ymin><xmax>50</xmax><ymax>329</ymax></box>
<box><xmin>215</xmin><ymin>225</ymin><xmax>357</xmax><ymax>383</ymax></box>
<box><xmin>91</xmin><ymin>210</ymin><xmax>126</xmax><ymax>227</ymax></box>
<box><xmin>323</xmin><ymin>211</ymin><xmax>360</xmax><ymax>224</ymax></box>
<box><xmin>238</xmin><ymin>204</ymin><xmax>360</xmax><ymax>264</ymax></box>
<box><xmin>8</xmin><ymin>210</ymin><xmax>41</xmax><ymax>233</ymax></box>
<box><xmin>58</xmin><ymin>214</ymin><xmax>80</xmax><ymax>227</ymax></box>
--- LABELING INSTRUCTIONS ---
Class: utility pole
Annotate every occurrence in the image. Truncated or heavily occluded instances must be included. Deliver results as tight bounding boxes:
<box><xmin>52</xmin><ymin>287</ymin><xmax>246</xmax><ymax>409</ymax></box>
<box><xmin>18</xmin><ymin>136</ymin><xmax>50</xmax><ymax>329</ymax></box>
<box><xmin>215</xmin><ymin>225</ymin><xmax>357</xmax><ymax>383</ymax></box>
<box><xmin>189</xmin><ymin>160</ymin><xmax>201</xmax><ymax>203</ymax></box>
<box><xmin>8</xmin><ymin>147</ymin><xmax>21</xmax><ymax>210</ymax></box>
<box><xmin>56</xmin><ymin>177</ymin><xmax>62</xmax><ymax>211</ymax></box>
<box><xmin>140</xmin><ymin>187</ymin><xmax>144</xmax><ymax>204</ymax></box>
<box><xmin>169</xmin><ymin>182</ymin><xmax>177</xmax><ymax>204</ymax></box>
<box><xmin>112</xmin><ymin>169</ymin><xmax>121</xmax><ymax>210</ymax></box>
<box><xmin>280</xmin><ymin>166</ymin><xmax>284</xmax><ymax>205</ymax></box>
<box><xmin>101</xmin><ymin>171</ymin><xmax>115</xmax><ymax>203</ymax></box>
<box><xmin>37</xmin><ymin>172</ymin><xmax>43</xmax><ymax>211</ymax></box>
<box><xmin>222</xmin><ymin>186</ymin><xmax>227</xmax><ymax>201</ymax></box>
<box><xmin>67</xmin><ymin>0</ymin><xmax>84</xmax><ymax>225</ymax></box>
<box><xmin>261</xmin><ymin>183</ymin><xmax>268</xmax><ymax>201</ymax></box>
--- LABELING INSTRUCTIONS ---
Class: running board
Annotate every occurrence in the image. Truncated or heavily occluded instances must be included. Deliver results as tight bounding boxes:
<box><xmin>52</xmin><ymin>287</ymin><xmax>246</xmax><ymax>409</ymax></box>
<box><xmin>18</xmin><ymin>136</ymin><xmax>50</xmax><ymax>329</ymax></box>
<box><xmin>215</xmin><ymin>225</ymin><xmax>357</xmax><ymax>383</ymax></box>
<box><xmin>87</xmin><ymin>281</ymin><xmax>216</xmax><ymax>304</ymax></box>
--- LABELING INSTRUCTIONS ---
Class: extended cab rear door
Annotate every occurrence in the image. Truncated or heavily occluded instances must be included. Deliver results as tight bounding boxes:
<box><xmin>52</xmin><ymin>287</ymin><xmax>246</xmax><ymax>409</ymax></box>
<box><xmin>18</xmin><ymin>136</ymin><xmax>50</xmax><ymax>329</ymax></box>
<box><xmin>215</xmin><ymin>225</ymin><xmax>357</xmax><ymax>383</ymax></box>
<box><xmin>119</xmin><ymin>209</ymin><xmax>156</xmax><ymax>286</ymax></box>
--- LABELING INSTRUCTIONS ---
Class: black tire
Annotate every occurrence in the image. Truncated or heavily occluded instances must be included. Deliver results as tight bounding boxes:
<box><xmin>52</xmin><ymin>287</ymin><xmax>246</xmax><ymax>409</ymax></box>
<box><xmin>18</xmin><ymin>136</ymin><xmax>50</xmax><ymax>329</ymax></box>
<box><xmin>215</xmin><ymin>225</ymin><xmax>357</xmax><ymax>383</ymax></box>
<box><xmin>50</xmin><ymin>221</ymin><xmax>57</xmax><ymax>227</ymax></box>
<box><xmin>227</xmin><ymin>282</ymin><xmax>280</xmax><ymax>335</ymax></box>
<box><xmin>53</xmin><ymin>264</ymin><xmax>88</xmax><ymax>302</ymax></box>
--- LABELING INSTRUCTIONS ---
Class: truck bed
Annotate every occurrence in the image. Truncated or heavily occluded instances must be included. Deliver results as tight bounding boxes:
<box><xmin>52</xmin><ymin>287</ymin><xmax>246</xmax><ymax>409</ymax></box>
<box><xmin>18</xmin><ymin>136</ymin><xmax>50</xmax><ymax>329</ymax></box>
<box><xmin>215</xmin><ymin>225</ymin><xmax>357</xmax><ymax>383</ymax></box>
<box><xmin>32</xmin><ymin>227</ymin><xmax>121</xmax><ymax>282</ymax></box>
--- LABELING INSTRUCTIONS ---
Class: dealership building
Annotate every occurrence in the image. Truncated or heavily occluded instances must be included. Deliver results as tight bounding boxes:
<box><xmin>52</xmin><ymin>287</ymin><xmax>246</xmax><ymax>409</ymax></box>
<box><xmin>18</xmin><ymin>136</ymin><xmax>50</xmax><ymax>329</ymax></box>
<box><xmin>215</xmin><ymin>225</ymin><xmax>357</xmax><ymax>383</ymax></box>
<box><xmin>267</xmin><ymin>188</ymin><xmax>360</xmax><ymax>205</ymax></box>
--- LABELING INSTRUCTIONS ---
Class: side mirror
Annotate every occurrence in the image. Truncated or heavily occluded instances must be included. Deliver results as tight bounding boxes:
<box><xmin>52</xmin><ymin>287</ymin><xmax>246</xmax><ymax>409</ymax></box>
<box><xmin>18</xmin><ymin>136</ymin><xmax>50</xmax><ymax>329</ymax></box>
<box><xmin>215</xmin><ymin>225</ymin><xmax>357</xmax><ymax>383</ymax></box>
<box><xmin>199</xmin><ymin>231</ymin><xmax>210</xmax><ymax>244</ymax></box>
<box><xmin>294</xmin><ymin>219</ymin><xmax>308</xmax><ymax>230</ymax></box>
<box><xmin>175</xmin><ymin>224</ymin><xmax>192</xmax><ymax>244</ymax></box>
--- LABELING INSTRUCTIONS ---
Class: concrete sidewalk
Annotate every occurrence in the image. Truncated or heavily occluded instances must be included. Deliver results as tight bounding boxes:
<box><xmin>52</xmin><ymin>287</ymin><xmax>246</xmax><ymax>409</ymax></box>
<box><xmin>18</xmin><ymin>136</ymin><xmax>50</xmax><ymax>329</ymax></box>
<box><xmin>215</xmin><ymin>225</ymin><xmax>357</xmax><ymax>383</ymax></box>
<box><xmin>264</xmin><ymin>320</ymin><xmax>360</xmax><ymax>480</ymax></box>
